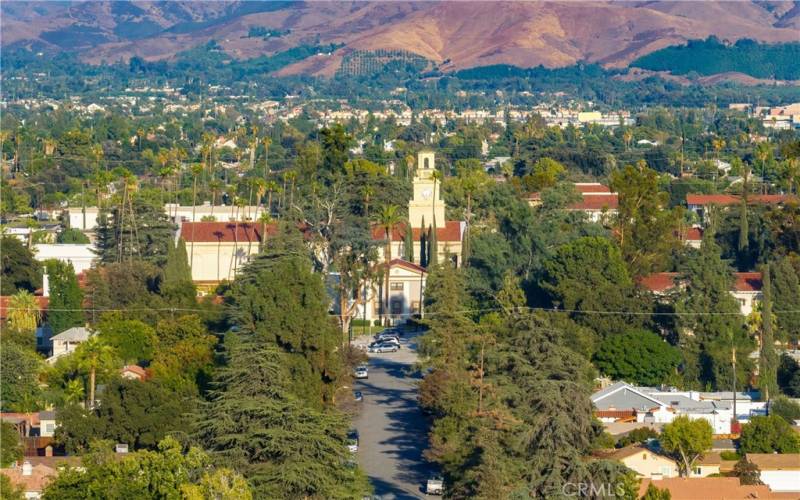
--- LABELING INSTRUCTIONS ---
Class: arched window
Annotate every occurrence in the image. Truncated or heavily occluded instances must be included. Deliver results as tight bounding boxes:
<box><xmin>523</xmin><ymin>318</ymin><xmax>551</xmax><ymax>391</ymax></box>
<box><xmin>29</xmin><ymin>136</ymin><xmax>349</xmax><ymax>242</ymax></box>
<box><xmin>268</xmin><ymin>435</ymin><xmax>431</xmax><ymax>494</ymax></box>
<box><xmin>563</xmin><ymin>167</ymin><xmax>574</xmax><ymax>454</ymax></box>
<box><xmin>424</xmin><ymin>157</ymin><xmax>430</xmax><ymax>169</ymax></box>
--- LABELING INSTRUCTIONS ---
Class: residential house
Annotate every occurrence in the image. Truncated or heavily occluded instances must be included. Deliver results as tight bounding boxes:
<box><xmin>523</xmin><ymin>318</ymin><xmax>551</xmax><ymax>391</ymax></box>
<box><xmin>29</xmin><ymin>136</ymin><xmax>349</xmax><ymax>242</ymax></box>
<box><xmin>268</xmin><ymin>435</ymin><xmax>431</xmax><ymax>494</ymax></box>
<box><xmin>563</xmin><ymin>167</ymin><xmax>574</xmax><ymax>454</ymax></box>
<box><xmin>681</xmin><ymin>227</ymin><xmax>703</xmax><ymax>249</ymax></box>
<box><xmin>604</xmin><ymin>446</ymin><xmax>679</xmax><ymax>479</ymax></box>
<box><xmin>120</xmin><ymin>365</ymin><xmax>148</xmax><ymax>381</ymax></box>
<box><xmin>591</xmin><ymin>382</ymin><xmax>766</xmax><ymax>434</ymax></box>
<box><xmin>33</xmin><ymin>244</ymin><xmax>96</xmax><ymax>274</ymax></box>
<box><xmin>527</xmin><ymin>183</ymin><xmax>618</xmax><ymax>224</ymax></box>
<box><xmin>63</xmin><ymin>206</ymin><xmax>101</xmax><ymax>231</ymax></box>
<box><xmin>639</xmin><ymin>271</ymin><xmax>763</xmax><ymax>316</ymax></box>
<box><xmin>690</xmin><ymin>452</ymin><xmax>722</xmax><ymax>478</ymax></box>
<box><xmin>38</xmin><ymin>412</ymin><xmax>56</xmax><ymax>438</ymax></box>
<box><xmin>1</xmin><ymin>462</ymin><xmax>57</xmax><ymax>499</ymax></box>
<box><xmin>48</xmin><ymin>327</ymin><xmax>91</xmax><ymax>363</ymax></box>
<box><xmin>180</xmin><ymin>221</ymin><xmax>275</xmax><ymax>288</ymax></box>
<box><xmin>747</xmin><ymin>454</ymin><xmax>800</xmax><ymax>492</ymax></box>
<box><xmin>686</xmin><ymin>193</ymin><xmax>797</xmax><ymax>222</ymax></box>
<box><xmin>164</xmin><ymin>203</ymin><xmax>266</xmax><ymax>224</ymax></box>
<box><xmin>637</xmin><ymin>477</ymin><xmax>789</xmax><ymax>500</ymax></box>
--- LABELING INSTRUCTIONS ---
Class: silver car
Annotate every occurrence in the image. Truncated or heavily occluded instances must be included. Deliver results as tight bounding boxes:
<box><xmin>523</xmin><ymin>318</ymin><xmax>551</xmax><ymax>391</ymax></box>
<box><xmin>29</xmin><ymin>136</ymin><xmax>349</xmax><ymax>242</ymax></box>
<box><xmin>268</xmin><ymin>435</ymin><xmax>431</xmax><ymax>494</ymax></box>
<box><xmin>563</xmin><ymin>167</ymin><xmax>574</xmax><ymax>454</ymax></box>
<box><xmin>368</xmin><ymin>343</ymin><xmax>398</xmax><ymax>353</ymax></box>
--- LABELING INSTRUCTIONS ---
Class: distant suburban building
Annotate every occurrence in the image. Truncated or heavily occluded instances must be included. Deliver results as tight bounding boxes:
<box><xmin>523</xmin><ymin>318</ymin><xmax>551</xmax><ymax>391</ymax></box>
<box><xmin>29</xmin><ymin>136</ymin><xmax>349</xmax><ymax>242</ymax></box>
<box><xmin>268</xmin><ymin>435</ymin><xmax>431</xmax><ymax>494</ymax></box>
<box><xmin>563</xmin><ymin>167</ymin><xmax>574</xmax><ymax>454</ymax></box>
<box><xmin>33</xmin><ymin>244</ymin><xmax>96</xmax><ymax>274</ymax></box>
<box><xmin>164</xmin><ymin>203</ymin><xmax>266</xmax><ymax>224</ymax></box>
<box><xmin>48</xmin><ymin>326</ymin><xmax>91</xmax><ymax>363</ymax></box>
<box><xmin>527</xmin><ymin>183</ymin><xmax>619</xmax><ymax>223</ymax></box>
<box><xmin>686</xmin><ymin>193</ymin><xmax>797</xmax><ymax>221</ymax></box>
<box><xmin>591</xmin><ymin>382</ymin><xmax>766</xmax><ymax>434</ymax></box>
<box><xmin>637</xmin><ymin>477</ymin><xmax>786</xmax><ymax>499</ymax></box>
<box><xmin>639</xmin><ymin>271</ymin><xmax>762</xmax><ymax>316</ymax></box>
<box><xmin>64</xmin><ymin>206</ymin><xmax>101</xmax><ymax>231</ymax></box>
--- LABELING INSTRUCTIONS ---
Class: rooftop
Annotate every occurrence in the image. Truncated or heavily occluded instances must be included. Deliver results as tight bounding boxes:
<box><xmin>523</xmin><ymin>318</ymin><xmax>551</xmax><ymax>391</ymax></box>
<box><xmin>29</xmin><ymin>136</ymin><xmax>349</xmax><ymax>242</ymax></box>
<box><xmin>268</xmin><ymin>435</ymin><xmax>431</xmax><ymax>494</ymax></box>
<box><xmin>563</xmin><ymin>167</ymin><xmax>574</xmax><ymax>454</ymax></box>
<box><xmin>746</xmin><ymin>453</ymin><xmax>800</xmax><ymax>471</ymax></box>
<box><xmin>51</xmin><ymin>327</ymin><xmax>91</xmax><ymax>342</ymax></box>
<box><xmin>180</xmin><ymin>221</ymin><xmax>277</xmax><ymax>243</ymax></box>
<box><xmin>687</xmin><ymin>193</ymin><xmax>798</xmax><ymax>207</ymax></box>
<box><xmin>371</xmin><ymin>220</ymin><xmax>464</xmax><ymax>243</ymax></box>
<box><xmin>637</xmin><ymin>477</ymin><xmax>784</xmax><ymax>499</ymax></box>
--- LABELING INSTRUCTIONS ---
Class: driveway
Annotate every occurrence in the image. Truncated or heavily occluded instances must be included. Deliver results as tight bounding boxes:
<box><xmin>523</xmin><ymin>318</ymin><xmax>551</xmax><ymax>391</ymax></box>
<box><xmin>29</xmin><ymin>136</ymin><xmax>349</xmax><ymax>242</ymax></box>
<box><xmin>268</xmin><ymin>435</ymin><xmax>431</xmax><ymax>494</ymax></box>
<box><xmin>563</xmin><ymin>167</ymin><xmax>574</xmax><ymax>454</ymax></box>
<box><xmin>353</xmin><ymin>332</ymin><xmax>435</xmax><ymax>499</ymax></box>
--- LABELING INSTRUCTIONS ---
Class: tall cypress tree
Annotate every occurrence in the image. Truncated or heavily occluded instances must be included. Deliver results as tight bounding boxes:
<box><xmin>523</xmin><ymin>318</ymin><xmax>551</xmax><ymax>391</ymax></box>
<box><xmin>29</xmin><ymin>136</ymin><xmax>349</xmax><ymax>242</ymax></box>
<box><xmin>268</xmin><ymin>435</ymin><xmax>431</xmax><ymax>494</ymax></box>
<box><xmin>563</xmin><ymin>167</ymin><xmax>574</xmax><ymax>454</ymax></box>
<box><xmin>760</xmin><ymin>263</ymin><xmax>778</xmax><ymax>401</ymax></box>
<box><xmin>164</xmin><ymin>238</ymin><xmax>192</xmax><ymax>285</ymax></box>
<box><xmin>772</xmin><ymin>257</ymin><xmax>800</xmax><ymax>343</ymax></box>
<box><xmin>419</xmin><ymin>215</ymin><xmax>427</xmax><ymax>267</ymax></box>
<box><xmin>46</xmin><ymin>260</ymin><xmax>84</xmax><ymax>334</ymax></box>
<box><xmin>738</xmin><ymin>198</ymin><xmax>749</xmax><ymax>253</ymax></box>
<box><xmin>429</xmin><ymin>216</ymin><xmax>439</xmax><ymax>267</ymax></box>
<box><xmin>404</xmin><ymin>225</ymin><xmax>414</xmax><ymax>263</ymax></box>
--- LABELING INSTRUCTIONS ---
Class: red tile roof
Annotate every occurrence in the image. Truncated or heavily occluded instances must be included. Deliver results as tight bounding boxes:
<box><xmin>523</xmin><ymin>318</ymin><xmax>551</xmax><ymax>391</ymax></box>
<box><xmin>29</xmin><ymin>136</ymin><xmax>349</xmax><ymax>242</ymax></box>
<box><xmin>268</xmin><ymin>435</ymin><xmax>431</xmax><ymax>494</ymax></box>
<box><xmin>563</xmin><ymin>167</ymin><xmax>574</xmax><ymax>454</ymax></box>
<box><xmin>687</xmin><ymin>194</ymin><xmax>797</xmax><ymax>206</ymax></box>
<box><xmin>371</xmin><ymin>221</ymin><xmax>463</xmax><ymax>242</ymax></box>
<box><xmin>569</xmin><ymin>193</ymin><xmax>619</xmax><ymax>211</ymax></box>
<box><xmin>733</xmin><ymin>272</ymin><xmax>762</xmax><ymax>292</ymax></box>
<box><xmin>574</xmin><ymin>183</ymin><xmax>612</xmax><ymax>194</ymax></box>
<box><xmin>638</xmin><ymin>272</ymin><xmax>680</xmax><ymax>293</ymax></box>
<box><xmin>639</xmin><ymin>272</ymin><xmax>762</xmax><ymax>293</ymax></box>
<box><xmin>180</xmin><ymin>222</ymin><xmax>277</xmax><ymax>243</ymax></box>
<box><xmin>121</xmin><ymin>365</ymin><xmax>148</xmax><ymax>379</ymax></box>
<box><xmin>386</xmin><ymin>258</ymin><xmax>426</xmax><ymax>274</ymax></box>
<box><xmin>0</xmin><ymin>413</ymin><xmax>41</xmax><ymax>427</ymax></box>
<box><xmin>0</xmin><ymin>296</ymin><xmax>49</xmax><ymax>321</ymax></box>
<box><xmin>684</xmin><ymin>227</ymin><xmax>703</xmax><ymax>241</ymax></box>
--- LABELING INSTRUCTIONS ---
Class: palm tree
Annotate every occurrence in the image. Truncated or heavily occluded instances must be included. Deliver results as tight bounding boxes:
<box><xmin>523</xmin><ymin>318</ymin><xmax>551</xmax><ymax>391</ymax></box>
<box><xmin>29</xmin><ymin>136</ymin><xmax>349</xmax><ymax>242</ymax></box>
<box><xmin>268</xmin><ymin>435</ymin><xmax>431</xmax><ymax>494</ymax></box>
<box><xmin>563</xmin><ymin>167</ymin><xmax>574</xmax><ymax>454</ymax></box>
<box><xmin>209</xmin><ymin>179</ymin><xmax>223</xmax><ymax>217</ymax></box>
<box><xmin>75</xmin><ymin>335</ymin><xmax>116</xmax><ymax>409</ymax></box>
<box><xmin>362</xmin><ymin>185</ymin><xmax>375</xmax><ymax>218</ymax></box>
<box><xmin>262</xmin><ymin>136</ymin><xmax>272</xmax><ymax>181</ymax></box>
<box><xmin>189</xmin><ymin>163</ymin><xmax>204</xmax><ymax>266</ymax></box>
<box><xmin>265</xmin><ymin>180</ymin><xmax>278</xmax><ymax>215</ymax></box>
<box><xmin>7</xmin><ymin>290</ymin><xmax>40</xmax><ymax>336</ymax></box>
<box><xmin>375</xmin><ymin>204</ymin><xmax>403</xmax><ymax>326</ymax></box>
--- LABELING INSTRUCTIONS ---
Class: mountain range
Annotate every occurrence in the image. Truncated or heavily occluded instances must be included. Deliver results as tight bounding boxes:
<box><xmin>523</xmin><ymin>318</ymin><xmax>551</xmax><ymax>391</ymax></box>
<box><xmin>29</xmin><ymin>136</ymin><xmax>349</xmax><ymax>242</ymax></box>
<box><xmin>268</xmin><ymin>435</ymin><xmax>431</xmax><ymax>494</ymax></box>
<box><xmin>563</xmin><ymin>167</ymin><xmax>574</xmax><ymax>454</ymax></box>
<box><xmin>2</xmin><ymin>1</ymin><xmax>799</xmax><ymax>76</ymax></box>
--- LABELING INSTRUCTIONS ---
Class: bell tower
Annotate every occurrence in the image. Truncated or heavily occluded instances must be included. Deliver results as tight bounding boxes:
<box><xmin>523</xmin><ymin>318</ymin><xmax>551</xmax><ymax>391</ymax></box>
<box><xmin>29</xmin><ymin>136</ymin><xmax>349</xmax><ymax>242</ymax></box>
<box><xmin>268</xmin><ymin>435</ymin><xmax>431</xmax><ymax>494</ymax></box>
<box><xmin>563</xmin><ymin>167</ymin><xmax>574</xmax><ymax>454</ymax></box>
<box><xmin>408</xmin><ymin>151</ymin><xmax>445</xmax><ymax>228</ymax></box>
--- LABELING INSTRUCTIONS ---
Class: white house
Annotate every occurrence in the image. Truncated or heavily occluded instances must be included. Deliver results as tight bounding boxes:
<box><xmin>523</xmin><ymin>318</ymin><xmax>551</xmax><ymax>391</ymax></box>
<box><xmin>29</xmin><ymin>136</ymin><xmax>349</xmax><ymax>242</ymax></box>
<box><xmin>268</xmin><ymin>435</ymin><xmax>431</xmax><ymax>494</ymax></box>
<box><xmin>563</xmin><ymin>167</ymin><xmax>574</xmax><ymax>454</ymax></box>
<box><xmin>64</xmin><ymin>207</ymin><xmax>101</xmax><ymax>231</ymax></box>
<box><xmin>639</xmin><ymin>272</ymin><xmax>763</xmax><ymax>317</ymax></box>
<box><xmin>33</xmin><ymin>244</ymin><xmax>96</xmax><ymax>274</ymax></box>
<box><xmin>48</xmin><ymin>326</ymin><xmax>91</xmax><ymax>363</ymax></box>
<box><xmin>164</xmin><ymin>203</ymin><xmax>266</xmax><ymax>224</ymax></box>
<box><xmin>747</xmin><ymin>454</ymin><xmax>800</xmax><ymax>492</ymax></box>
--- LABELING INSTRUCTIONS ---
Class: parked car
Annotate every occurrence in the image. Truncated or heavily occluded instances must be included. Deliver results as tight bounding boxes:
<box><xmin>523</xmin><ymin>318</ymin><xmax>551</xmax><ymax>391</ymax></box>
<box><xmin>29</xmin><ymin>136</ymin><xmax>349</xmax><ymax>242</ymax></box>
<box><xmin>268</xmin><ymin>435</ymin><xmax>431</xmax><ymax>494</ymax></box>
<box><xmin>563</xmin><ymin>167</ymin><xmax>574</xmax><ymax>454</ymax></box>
<box><xmin>370</xmin><ymin>338</ymin><xmax>400</xmax><ymax>349</ymax></box>
<box><xmin>374</xmin><ymin>335</ymin><xmax>400</xmax><ymax>345</ymax></box>
<box><xmin>347</xmin><ymin>430</ymin><xmax>359</xmax><ymax>453</ymax></box>
<box><xmin>426</xmin><ymin>476</ymin><xmax>444</xmax><ymax>495</ymax></box>
<box><xmin>354</xmin><ymin>367</ymin><xmax>368</xmax><ymax>379</ymax></box>
<box><xmin>354</xmin><ymin>391</ymin><xmax>363</xmax><ymax>402</ymax></box>
<box><xmin>368</xmin><ymin>343</ymin><xmax>398</xmax><ymax>353</ymax></box>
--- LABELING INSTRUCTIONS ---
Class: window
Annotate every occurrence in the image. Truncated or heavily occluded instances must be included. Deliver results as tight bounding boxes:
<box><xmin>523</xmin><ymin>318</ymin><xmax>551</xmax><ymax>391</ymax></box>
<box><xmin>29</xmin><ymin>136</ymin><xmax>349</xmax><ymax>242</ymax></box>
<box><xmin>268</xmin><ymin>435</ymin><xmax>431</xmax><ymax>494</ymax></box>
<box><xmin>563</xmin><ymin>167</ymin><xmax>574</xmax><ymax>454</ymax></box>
<box><xmin>45</xmin><ymin>423</ymin><xmax>55</xmax><ymax>434</ymax></box>
<box><xmin>424</xmin><ymin>158</ymin><xmax>430</xmax><ymax>169</ymax></box>
<box><xmin>737</xmin><ymin>298</ymin><xmax>746</xmax><ymax>307</ymax></box>
<box><xmin>390</xmin><ymin>299</ymin><xmax>403</xmax><ymax>315</ymax></box>
<box><xmin>693</xmin><ymin>467</ymin><xmax>701</xmax><ymax>475</ymax></box>
<box><xmin>390</xmin><ymin>282</ymin><xmax>404</xmax><ymax>291</ymax></box>
<box><xmin>411</xmin><ymin>301</ymin><xmax>420</xmax><ymax>313</ymax></box>
<box><xmin>642</xmin><ymin>454</ymin><xmax>647</xmax><ymax>460</ymax></box>
<box><xmin>661</xmin><ymin>466</ymin><xmax>673</xmax><ymax>477</ymax></box>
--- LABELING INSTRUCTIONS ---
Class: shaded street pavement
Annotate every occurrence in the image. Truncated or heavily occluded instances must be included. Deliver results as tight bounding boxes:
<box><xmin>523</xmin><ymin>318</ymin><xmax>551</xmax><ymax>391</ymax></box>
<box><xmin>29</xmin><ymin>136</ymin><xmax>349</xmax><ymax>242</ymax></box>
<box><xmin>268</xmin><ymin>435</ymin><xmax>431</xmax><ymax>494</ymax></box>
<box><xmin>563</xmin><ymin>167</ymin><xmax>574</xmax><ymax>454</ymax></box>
<box><xmin>353</xmin><ymin>333</ymin><xmax>435</xmax><ymax>499</ymax></box>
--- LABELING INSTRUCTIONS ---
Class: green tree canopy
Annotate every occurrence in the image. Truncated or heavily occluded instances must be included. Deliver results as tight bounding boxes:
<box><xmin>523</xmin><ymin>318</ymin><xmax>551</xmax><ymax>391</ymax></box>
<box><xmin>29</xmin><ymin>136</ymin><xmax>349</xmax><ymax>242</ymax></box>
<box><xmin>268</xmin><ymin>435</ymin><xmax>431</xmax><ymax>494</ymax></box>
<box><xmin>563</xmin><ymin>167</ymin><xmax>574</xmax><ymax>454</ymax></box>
<box><xmin>593</xmin><ymin>330</ymin><xmax>681</xmax><ymax>386</ymax></box>
<box><xmin>45</xmin><ymin>260</ymin><xmax>84</xmax><ymax>335</ymax></box>
<box><xmin>739</xmin><ymin>415</ymin><xmax>800</xmax><ymax>453</ymax></box>
<box><xmin>660</xmin><ymin>415</ymin><xmax>713</xmax><ymax>477</ymax></box>
<box><xmin>1</xmin><ymin>236</ymin><xmax>41</xmax><ymax>294</ymax></box>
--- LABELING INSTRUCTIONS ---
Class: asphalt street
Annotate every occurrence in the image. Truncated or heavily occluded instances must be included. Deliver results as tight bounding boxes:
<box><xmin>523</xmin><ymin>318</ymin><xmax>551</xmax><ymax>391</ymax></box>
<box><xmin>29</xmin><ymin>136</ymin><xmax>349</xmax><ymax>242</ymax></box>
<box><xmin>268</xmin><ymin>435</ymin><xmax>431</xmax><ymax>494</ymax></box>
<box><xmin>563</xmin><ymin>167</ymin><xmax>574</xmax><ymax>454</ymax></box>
<box><xmin>353</xmin><ymin>332</ymin><xmax>435</xmax><ymax>499</ymax></box>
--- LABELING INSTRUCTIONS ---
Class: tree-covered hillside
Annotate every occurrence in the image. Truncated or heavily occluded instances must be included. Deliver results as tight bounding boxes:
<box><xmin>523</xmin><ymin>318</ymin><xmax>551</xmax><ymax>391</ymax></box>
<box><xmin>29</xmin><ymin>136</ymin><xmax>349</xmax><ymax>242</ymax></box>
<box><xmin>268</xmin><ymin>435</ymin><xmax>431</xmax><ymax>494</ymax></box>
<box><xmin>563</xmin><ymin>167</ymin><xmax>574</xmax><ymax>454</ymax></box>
<box><xmin>632</xmin><ymin>37</ymin><xmax>800</xmax><ymax>80</ymax></box>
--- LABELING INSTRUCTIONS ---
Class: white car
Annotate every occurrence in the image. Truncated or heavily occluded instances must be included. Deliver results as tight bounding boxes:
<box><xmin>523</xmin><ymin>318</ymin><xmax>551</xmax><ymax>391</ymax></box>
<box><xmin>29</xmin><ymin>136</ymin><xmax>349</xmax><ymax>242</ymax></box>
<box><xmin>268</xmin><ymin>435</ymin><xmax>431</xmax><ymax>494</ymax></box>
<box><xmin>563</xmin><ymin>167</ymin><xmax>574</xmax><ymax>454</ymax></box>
<box><xmin>347</xmin><ymin>430</ymin><xmax>359</xmax><ymax>453</ymax></box>
<box><xmin>426</xmin><ymin>476</ymin><xmax>444</xmax><ymax>495</ymax></box>
<box><xmin>368</xmin><ymin>343</ymin><xmax>398</xmax><ymax>353</ymax></box>
<box><xmin>354</xmin><ymin>367</ymin><xmax>368</xmax><ymax>379</ymax></box>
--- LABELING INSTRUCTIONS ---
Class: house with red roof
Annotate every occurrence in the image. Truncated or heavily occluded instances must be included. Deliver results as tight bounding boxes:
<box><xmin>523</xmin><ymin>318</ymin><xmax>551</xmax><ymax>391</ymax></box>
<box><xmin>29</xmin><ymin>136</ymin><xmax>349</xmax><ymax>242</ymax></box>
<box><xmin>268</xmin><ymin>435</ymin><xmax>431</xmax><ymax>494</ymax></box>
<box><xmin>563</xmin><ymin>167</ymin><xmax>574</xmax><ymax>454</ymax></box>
<box><xmin>527</xmin><ymin>183</ymin><xmax>619</xmax><ymax>223</ymax></box>
<box><xmin>639</xmin><ymin>271</ymin><xmax>763</xmax><ymax>316</ymax></box>
<box><xmin>179</xmin><ymin>221</ymin><xmax>276</xmax><ymax>287</ymax></box>
<box><xmin>687</xmin><ymin>193</ymin><xmax>797</xmax><ymax>221</ymax></box>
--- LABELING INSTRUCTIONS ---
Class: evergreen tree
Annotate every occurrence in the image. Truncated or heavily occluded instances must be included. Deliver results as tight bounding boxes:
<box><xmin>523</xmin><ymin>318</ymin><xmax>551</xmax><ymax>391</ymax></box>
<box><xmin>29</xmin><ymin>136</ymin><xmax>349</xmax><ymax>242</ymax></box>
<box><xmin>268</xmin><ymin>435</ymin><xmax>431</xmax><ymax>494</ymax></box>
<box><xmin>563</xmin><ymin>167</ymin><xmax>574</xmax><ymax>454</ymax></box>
<box><xmin>45</xmin><ymin>260</ymin><xmax>84</xmax><ymax>335</ymax></box>
<box><xmin>738</xmin><ymin>198</ymin><xmax>749</xmax><ymax>253</ymax></box>
<box><xmin>94</xmin><ymin>198</ymin><xmax>175</xmax><ymax>267</ymax></box>
<box><xmin>772</xmin><ymin>257</ymin><xmax>800</xmax><ymax>343</ymax></box>
<box><xmin>429</xmin><ymin>216</ymin><xmax>439</xmax><ymax>267</ymax></box>
<box><xmin>227</xmin><ymin>222</ymin><xmax>342</xmax><ymax>405</ymax></box>
<box><xmin>1</xmin><ymin>236</ymin><xmax>41</xmax><ymax>294</ymax></box>
<box><xmin>163</xmin><ymin>238</ymin><xmax>192</xmax><ymax>285</ymax></box>
<box><xmin>404</xmin><ymin>225</ymin><xmax>414</xmax><ymax>262</ymax></box>
<box><xmin>419</xmin><ymin>215</ymin><xmax>427</xmax><ymax>267</ymax></box>
<box><xmin>196</xmin><ymin>338</ymin><xmax>369</xmax><ymax>498</ymax></box>
<box><xmin>676</xmin><ymin>237</ymin><xmax>752</xmax><ymax>389</ymax></box>
<box><xmin>760</xmin><ymin>263</ymin><xmax>778</xmax><ymax>401</ymax></box>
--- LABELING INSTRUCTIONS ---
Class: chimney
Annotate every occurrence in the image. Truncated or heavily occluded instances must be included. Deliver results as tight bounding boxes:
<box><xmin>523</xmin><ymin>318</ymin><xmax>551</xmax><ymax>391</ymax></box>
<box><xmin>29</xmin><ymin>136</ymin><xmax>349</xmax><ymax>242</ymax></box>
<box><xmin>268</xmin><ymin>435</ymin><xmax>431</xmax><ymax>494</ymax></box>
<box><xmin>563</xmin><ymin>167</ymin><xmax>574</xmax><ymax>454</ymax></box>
<box><xmin>22</xmin><ymin>461</ymin><xmax>32</xmax><ymax>476</ymax></box>
<box><xmin>42</xmin><ymin>272</ymin><xmax>49</xmax><ymax>297</ymax></box>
